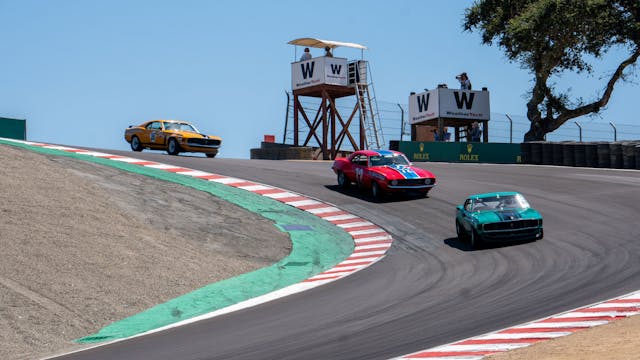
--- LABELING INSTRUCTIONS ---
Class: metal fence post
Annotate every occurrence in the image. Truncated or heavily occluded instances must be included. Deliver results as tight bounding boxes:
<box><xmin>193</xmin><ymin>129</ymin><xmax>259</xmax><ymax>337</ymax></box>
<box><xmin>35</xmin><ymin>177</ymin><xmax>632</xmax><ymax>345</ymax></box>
<box><xmin>609</xmin><ymin>122</ymin><xmax>617</xmax><ymax>142</ymax></box>
<box><xmin>283</xmin><ymin>91</ymin><xmax>291</xmax><ymax>144</ymax></box>
<box><xmin>505</xmin><ymin>114</ymin><xmax>513</xmax><ymax>143</ymax></box>
<box><xmin>397</xmin><ymin>103</ymin><xmax>405</xmax><ymax>141</ymax></box>
<box><xmin>574</xmin><ymin>121</ymin><xmax>582</xmax><ymax>142</ymax></box>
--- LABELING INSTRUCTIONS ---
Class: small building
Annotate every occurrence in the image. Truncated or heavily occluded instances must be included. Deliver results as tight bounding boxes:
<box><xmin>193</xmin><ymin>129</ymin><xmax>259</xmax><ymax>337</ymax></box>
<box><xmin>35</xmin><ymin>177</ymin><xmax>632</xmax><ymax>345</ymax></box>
<box><xmin>287</xmin><ymin>38</ymin><xmax>383</xmax><ymax>160</ymax></box>
<box><xmin>408</xmin><ymin>87</ymin><xmax>490</xmax><ymax>143</ymax></box>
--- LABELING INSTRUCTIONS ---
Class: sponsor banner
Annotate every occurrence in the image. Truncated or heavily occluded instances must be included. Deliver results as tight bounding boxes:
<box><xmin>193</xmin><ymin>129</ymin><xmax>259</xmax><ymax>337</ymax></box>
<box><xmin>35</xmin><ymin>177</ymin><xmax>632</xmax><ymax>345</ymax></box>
<box><xmin>409</xmin><ymin>88</ymin><xmax>491</xmax><ymax>124</ymax></box>
<box><xmin>0</xmin><ymin>117</ymin><xmax>26</xmax><ymax>140</ymax></box>
<box><xmin>399</xmin><ymin>141</ymin><xmax>521</xmax><ymax>164</ymax></box>
<box><xmin>291</xmin><ymin>57</ymin><xmax>348</xmax><ymax>90</ymax></box>
<box><xmin>409</xmin><ymin>91</ymin><xmax>439</xmax><ymax>123</ymax></box>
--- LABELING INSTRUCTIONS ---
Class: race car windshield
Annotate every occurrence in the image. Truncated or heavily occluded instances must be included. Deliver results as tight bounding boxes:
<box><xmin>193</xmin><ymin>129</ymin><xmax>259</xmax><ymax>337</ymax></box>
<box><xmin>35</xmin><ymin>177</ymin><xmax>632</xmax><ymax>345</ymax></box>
<box><xmin>472</xmin><ymin>194</ymin><xmax>530</xmax><ymax>212</ymax></box>
<box><xmin>369</xmin><ymin>154</ymin><xmax>410</xmax><ymax>167</ymax></box>
<box><xmin>164</xmin><ymin>123</ymin><xmax>199</xmax><ymax>133</ymax></box>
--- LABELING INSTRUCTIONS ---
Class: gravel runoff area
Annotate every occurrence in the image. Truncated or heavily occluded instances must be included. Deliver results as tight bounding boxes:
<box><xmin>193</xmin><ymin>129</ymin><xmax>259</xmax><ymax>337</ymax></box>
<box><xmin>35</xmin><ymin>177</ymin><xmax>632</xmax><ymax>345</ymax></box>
<box><xmin>0</xmin><ymin>145</ymin><xmax>290</xmax><ymax>359</ymax></box>
<box><xmin>1</xmin><ymin>144</ymin><xmax>638</xmax><ymax>360</ymax></box>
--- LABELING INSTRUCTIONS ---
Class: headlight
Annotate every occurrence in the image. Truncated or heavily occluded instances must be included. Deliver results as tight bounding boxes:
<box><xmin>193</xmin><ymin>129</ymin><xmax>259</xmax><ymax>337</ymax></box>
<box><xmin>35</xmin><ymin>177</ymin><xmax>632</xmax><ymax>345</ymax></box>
<box><xmin>390</xmin><ymin>180</ymin><xmax>398</xmax><ymax>186</ymax></box>
<box><xmin>424</xmin><ymin>178</ymin><xmax>432</xmax><ymax>185</ymax></box>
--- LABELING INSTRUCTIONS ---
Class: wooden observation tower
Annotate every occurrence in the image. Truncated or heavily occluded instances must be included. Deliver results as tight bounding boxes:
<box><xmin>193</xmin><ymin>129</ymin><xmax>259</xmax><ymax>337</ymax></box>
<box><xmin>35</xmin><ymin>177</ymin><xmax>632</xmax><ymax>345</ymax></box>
<box><xmin>288</xmin><ymin>38</ymin><xmax>383</xmax><ymax>160</ymax></box>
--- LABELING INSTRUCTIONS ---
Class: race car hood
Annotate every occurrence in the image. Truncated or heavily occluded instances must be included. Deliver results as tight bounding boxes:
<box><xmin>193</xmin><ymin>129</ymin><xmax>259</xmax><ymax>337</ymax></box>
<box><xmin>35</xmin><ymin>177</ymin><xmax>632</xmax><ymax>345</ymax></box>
<box><xmin>472</xmin><ymin>208</ymin><xmax>542</xmax><ymax>223</ymax></box>
<box><xmin>369</xmin><ymin>164</ymin><xmax>435</xmax><ymax>180</ymax></box>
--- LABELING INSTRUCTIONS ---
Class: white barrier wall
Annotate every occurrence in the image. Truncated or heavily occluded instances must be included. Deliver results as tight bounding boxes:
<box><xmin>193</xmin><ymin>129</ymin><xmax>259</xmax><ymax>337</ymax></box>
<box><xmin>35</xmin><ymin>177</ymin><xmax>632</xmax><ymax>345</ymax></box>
<box><xmin>409</xmin><ymin>88</ymin><xmax>490</xmax><ymax>124</ymax></box>
<box><xmin>291</xmin><ymin>57</ymin><xmax>348</xmax><ymax>90</ymax></box>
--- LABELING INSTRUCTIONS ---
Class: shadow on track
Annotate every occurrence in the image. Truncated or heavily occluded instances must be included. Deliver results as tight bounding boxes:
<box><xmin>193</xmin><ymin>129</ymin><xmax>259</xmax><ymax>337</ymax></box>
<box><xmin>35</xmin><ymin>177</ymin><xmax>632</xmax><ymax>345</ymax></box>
<box><xmin>324</xmin><ymin>184</ymin><xmax>431</xmax><ymax>203</ymax></box>
<box><xmin>444</xmin><ymin>237</ymin><xmax>538</xmax><ymax>251</ymax></box>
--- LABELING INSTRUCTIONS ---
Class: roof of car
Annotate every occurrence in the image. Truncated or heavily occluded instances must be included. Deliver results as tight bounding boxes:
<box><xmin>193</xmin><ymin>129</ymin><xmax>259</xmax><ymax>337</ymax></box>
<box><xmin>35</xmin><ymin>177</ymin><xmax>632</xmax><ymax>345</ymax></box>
<box><xmin>353</xmin><ymin>149</ymin><xmax>402</xmax><ymax>156</ymax></box>
<box><xmin>156</xmin><ymin>119</ymin><xmax>190</xmax><ymax>123</ymax></box>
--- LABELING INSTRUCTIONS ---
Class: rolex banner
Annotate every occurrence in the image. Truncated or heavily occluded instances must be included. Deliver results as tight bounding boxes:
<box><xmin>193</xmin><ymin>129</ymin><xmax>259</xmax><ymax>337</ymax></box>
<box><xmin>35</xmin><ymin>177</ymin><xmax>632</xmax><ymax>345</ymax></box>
<box><xmin>399</xmin><ymin>141</ymin><xmax>521</xmax><ymax>164</ymax></box>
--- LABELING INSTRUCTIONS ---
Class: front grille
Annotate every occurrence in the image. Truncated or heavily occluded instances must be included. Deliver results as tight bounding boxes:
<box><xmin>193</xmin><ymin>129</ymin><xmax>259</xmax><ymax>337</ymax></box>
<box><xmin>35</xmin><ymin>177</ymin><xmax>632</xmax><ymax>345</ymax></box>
<box><xmin>187</xmin><ymin>138</ymin><xmax>221</xmax><ymax>147</ymax></box>
<box><xmin>395</xmin><ymin>178</ymin><xmax>434</xmax><ymax>186</ymax></box>
<box><xmin>484</xmin><ymin>219</ymin><xmax>540</xmax><ymax>231</ymax></box>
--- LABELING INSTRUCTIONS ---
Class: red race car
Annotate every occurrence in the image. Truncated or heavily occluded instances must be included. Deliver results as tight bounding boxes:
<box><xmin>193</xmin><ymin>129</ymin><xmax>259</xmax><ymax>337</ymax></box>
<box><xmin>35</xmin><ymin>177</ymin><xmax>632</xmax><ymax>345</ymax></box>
<box><xmin>332</xmin><ymin>149</ymin><xmax>436</xmax><ymax>200</ymax></box>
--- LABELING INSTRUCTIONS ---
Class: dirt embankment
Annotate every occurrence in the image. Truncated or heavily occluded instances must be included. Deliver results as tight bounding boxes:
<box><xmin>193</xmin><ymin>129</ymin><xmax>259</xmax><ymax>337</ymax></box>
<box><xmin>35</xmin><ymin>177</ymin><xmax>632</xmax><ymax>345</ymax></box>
<box><xmin>0</xmin><ymin>145</ymin><xmax>290</xmax><ymax>359</ymax></box>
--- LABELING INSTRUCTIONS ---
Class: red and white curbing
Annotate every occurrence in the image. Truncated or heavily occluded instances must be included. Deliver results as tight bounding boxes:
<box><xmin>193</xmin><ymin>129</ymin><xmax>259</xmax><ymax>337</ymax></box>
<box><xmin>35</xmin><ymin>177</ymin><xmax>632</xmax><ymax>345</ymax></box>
<box><xmin>392</xmin><ymin>290</ymin><xmax>640</xmax><ymax>359</ymax></box>
<box><xmin>3</xmin><ymin>139</ymin><xmax>392</xmax><ymax>287</ymax></box>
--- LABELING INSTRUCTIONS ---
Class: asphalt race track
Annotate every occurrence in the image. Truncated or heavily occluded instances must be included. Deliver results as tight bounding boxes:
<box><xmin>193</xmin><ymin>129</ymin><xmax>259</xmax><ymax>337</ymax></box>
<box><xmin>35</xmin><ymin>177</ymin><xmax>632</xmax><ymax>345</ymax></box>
<box><xmin>55</xmin><ymin>149</ymin><xmax>640</xmax><ymax>360</ymax></box>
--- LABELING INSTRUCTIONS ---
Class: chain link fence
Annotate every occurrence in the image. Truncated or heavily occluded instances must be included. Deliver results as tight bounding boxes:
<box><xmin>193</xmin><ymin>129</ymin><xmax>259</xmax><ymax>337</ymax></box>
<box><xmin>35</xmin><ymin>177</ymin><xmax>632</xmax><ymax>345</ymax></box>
<box><xmin>283</xmin><ymin>94</ymin><xmax>640</xmax><ymax>150</ymax></box>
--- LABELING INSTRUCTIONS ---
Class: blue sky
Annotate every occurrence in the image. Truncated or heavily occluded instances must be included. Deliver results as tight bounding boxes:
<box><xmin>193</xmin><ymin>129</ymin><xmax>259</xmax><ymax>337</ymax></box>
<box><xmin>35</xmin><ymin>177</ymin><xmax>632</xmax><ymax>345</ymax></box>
<box><xmin>1</xmin><ymin>1</ymin><xmax>638</xmax><ymax>158</ymax></box>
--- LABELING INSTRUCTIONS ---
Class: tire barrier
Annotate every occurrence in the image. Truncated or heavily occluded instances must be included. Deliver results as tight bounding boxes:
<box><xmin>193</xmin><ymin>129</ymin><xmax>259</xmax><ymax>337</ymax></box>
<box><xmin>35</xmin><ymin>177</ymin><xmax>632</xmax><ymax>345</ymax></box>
<box><xmin>562</xmin><ymin>142</ymin><xmax>575</xmax><ymax>167</ymax></box>
<box><xmin>584</xmin><ymin>142</ymin><xmax>598</xmax><ymax>168</ymax></box>
<box><xmin>573</xmin><ymin>143</ymin><xmax>587</xmax><ymax>167</ymax></box>
<box><xmin>541</xmin><ymin>142</ymin><xmax>554</xmax><ymax>165</ymax></box>
<box><xmin>519</xmin><ymin>141</ymin><xmax>639</xmax><ymax>170</ymax></box>
<box><xmin>520</xmin><ymin>142</ymin><xmax>531</xmax><ymax>164</ymax></box>
<box><xmin>597</xmin><ymin>142</ymin><xmax>611</xmax><ymax>168</ymax></box>
<box><xmin>622</xmin><ymin>142</ymin><xmax>637</xmax><ymax>169</ymax></box>
<box><xmin>610</xmin><ymin>142</ymin><xmax>623</xmax><ymax>169</ymax></box>
<box><xmin>552</xmin><ymin>142</ymin><xmax>564</xmax><ymax>166</ymax></box>
<box><xmin>529</xmin><ymin>141</ymin><xmax>543</xmax><ymax>165</ymax></box>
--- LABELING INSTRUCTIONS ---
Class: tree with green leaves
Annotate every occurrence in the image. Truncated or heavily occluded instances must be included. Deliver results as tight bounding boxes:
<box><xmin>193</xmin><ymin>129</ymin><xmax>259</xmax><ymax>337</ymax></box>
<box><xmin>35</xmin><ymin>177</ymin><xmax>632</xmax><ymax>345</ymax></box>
<box><xmin>464</xmin><ymin>0</ymin><xmax>640</xmax><ymax>141</ymax></box>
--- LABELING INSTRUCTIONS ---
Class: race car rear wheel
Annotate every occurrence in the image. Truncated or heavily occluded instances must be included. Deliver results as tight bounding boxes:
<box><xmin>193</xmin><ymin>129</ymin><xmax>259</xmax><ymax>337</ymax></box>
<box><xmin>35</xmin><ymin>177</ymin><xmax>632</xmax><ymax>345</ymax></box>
<box><xmin>205</xmin><ymin>153</ymin><xmax>217</xmax><ymax>158</ymax></box>
<box><xmin>130</xmin><ymin>136</ymin><xmax>143</xmax><ymax>152</ymax></box>
<box><xmin>167</xmin><ymin>138</ymin><xmax>180</xmax><ymax>155</ymax></box>
<box><xmin>337</xmin><ymin>171</ymin><xmax>349</xmax><ymax>189</ymax></box>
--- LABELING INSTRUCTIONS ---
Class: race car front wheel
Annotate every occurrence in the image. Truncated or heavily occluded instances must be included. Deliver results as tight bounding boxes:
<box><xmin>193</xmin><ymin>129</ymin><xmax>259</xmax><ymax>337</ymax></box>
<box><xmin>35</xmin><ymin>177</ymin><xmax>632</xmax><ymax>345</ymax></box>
<box><xmin>470</xmin><ymin>229</ymin><xmax>482</xmax><ymax>249</ymax></box>
<box><xmin>337</xmin><ymin>171</ymin><xmax>350</xmax><ymax>189</ymax></box>
<box><xmin>167</xmin><ymin>138</ymin><xmax>180</xmax><ymax>156</ymax></box>
<box><xmin>456</xmin><ymin>219</ymin><xmax>467</xmax><ymax>240</ymax></box>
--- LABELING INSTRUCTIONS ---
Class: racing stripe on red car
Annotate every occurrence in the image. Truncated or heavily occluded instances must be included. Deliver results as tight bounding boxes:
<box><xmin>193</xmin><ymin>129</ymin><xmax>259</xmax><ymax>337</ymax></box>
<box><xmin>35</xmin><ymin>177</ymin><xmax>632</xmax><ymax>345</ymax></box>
<box><xmin>392</xmin><ymin>290</ymin><xmax>640</xmax><ymax>360</ymax></box>
<box><xmin>9</xmin><ymin>139</ymin><xmax>392</xmax><ymax>289</ymax></box>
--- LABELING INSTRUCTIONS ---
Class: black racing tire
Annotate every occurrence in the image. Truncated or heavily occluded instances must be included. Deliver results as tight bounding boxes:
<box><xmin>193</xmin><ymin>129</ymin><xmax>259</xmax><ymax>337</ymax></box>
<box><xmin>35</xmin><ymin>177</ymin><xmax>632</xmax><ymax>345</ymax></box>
<box><xmin>371</xmin><ymin>181</ymin><xmax>382</xmax><ymax>201</ymax></box>
<box><xmin>337</xmin><ymin>171</ymin><xmax>350</xmax><ymax>189</ymax></box>
<box><xmin>130</xmin><ymin>136</ymin><xmax>143</xmax><ymax>152</ymax></box>
<box><xmin>456</xmin><ymin>219</ymin><xmax>467</xmax><ymax>240</ymax></box>
<box><xmin>470</xmin><ymin>228</ymin><xmax>483</xmax><ymax>249</ymax></box>
<box><xmin>205</xmin><ymin>153</ymin><xmax>217</xmax><ymax>158</ymax></box>
<box><xmin>167</xmin><ymin>138</ymin><xmax>180</xmax><ymax>156</ymax></box>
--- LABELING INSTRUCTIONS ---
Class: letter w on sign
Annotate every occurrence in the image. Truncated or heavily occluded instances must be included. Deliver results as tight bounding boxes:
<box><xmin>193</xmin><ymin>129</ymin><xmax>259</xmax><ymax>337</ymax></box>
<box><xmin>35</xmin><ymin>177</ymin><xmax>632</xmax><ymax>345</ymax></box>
<box><xmin>300</xmin><ymin>62</ymin><xmax>315</xmax><ymax>79</ymax></box>
<box><xmin>453</xmin><ymin>91</ymin><xmax>475</xmax><ymax>109</ymax></box>
<box><xmin>417</xmin><ymin>93</ymin><xmax>430</xmax><ymax>112</ymax></box>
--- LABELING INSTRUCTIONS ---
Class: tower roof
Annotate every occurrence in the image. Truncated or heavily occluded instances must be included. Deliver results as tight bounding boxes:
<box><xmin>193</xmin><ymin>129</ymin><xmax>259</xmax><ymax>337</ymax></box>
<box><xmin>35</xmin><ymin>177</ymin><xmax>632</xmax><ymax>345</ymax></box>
<box><xmin>287</xmin><ymin>37</ymin><xmax>367</xmax><ymax>50</ymax></box>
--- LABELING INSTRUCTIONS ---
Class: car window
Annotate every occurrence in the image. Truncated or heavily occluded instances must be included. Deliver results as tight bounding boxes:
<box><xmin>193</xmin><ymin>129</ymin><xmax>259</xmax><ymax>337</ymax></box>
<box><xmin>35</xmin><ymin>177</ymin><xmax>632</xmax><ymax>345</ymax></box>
<box><xmin>464</xmin><ymin>199</ymin><xmax>473</xmax><ymax>211</ymax></box>
<box><xmin>369</xmin><ymin>154</ymin><xmax>410</xmax><ymax>167</ymax></box>
<box><xmin>146</xmin><ymin>122</ymin><xmax>162</xmax><ymax>130</ymax></box>
<box><xmin>165</xmin><ymin>122</ymin><xmax>198</xmax><ymax>132</ymax></box>
<box><xmin>472</xmin><ymin>194</ymin><xmax>529</xmax><ymax>211</ymax></box>
<box><xmin>351</xmin><ymin>155</ymin><xmax>367</xmax><ymax>166</ymax></box>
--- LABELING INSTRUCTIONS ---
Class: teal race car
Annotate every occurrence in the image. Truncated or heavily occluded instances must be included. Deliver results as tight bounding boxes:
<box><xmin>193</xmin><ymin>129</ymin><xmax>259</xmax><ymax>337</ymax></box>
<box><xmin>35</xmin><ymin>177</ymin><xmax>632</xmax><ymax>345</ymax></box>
<box><xmin>455</xmin><ymin>192</ymin><xmax>543</xmax><ymax>248</ymax></box>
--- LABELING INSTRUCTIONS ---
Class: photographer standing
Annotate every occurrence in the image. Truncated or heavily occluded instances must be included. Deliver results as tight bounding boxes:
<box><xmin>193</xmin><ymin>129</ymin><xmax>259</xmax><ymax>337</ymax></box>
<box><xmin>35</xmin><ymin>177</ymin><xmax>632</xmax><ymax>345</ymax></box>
<box><xmin>456</xmin><ymin>72</ymin><xmax>472</xmax><ymax>90</ymax></box>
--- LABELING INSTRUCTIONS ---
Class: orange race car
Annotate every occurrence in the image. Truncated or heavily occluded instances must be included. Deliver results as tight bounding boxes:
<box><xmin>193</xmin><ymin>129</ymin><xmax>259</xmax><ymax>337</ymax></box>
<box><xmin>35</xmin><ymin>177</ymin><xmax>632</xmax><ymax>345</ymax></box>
<box><xmin>124</xmin><ymin>120</ymin><xmax>222</xmax><ymax>158</ymax></box>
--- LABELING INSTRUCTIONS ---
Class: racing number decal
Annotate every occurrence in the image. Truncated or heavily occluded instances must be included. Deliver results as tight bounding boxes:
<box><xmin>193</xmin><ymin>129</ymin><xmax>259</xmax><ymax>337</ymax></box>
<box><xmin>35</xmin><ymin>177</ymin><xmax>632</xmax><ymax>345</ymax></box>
<box><xmin>150</xmin><ymin>132</ymin><xmax>156</xmax><ymax>142</ymax></box>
